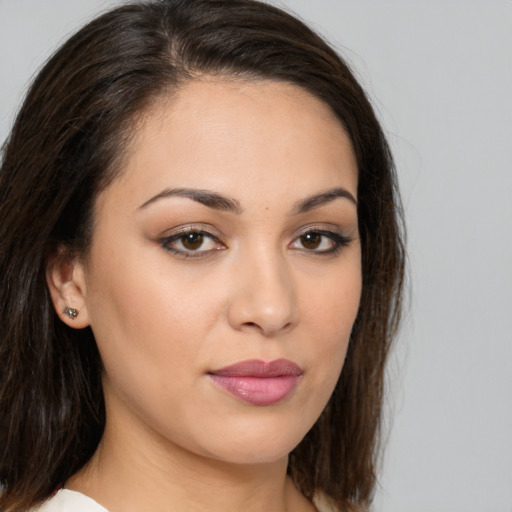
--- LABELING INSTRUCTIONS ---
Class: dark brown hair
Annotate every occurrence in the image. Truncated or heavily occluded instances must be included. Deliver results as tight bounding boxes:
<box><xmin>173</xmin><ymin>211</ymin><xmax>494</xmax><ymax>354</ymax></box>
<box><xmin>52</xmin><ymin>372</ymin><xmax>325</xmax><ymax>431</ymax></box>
<box><xmin>0</xmin><ymin>1</ymin><xmax>405</xmax><ymax>510</ymax></box>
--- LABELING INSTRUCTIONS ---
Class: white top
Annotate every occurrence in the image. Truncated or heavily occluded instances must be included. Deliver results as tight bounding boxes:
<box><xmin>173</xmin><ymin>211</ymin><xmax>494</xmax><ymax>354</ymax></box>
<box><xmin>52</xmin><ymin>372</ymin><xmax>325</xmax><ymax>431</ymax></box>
<box><xmin>34</xmin><ymin>490</ymin><xmax>108</xmax><ymax>512</ymax></box>
<box><xmin>34</xmin><ymin>488</ymin><xmax>334</xmax><ymax>511</ymax></box>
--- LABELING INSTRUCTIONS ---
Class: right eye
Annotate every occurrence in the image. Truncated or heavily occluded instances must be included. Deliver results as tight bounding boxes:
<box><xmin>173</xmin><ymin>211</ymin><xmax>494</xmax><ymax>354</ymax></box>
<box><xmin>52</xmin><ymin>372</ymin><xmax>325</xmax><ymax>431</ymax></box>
<box><xmin>160</xmin><ymin>228</ymin><xmax>225</xmax><ymax>258</ymax></box>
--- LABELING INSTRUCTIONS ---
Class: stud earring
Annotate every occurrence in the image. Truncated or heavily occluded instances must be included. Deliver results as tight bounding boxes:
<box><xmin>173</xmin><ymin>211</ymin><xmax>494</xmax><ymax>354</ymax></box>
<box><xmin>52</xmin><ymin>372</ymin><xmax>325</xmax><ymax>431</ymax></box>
<box><xmin>62</xmin><ymin>307</ymin><xmax>79</xmax><ymax>319</ymax></box>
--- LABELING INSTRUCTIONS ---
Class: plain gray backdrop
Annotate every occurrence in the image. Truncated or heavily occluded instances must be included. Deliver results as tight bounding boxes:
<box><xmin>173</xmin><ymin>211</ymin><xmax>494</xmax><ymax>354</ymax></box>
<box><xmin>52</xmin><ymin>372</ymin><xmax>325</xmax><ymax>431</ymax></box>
<box><xmin>1</xmin><ymin>1</ymin><xmax>511</xmax><ymax>511</ymax></box>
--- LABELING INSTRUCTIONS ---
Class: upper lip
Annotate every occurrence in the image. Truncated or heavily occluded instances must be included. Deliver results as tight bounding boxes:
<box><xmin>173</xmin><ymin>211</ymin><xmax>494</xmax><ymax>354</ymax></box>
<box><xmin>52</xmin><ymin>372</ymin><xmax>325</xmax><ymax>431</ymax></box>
<box><xmin>209</xmin><ymin>359</ymin><xmax>303</xmax><ymax>377</ymax></box>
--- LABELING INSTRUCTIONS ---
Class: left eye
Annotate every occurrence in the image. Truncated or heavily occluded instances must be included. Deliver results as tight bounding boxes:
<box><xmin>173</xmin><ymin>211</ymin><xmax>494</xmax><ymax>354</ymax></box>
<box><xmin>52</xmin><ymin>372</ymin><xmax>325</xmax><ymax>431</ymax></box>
<box><xmin>161</xmin><ymin>230</ymin><xmax>223</xmax><ymax>256</ymax></box>
<box><xmin>290</xmin><ymin>230</ymin><xmax>349</xmax><ymax>253</ymax></box>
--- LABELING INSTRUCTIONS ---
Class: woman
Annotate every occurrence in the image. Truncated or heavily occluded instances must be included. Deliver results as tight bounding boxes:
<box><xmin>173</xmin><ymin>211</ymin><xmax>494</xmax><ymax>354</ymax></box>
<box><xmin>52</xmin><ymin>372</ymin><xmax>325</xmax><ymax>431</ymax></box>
<box><xmin>0</xmin><ymin>1</ymin><xmax>405</xmax><ymax>511</ymax></box>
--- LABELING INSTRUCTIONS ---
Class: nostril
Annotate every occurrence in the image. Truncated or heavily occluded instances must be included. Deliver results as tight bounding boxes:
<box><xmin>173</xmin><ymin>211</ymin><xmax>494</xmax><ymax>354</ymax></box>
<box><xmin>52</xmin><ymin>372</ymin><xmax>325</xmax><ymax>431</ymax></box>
<box><xmin>282</xmin><ymin>322</ymin><xmax>293</xmax><ymax>332</ymax></box>
<box><xmin>240</xmin><ymin>321</ymin><xmax>266</xmax><ymax>335</ymax></box>
<box><xmin>241</xmin><ymin>320</ymin><xmax>295</xmax><ymax>336</ymax></box>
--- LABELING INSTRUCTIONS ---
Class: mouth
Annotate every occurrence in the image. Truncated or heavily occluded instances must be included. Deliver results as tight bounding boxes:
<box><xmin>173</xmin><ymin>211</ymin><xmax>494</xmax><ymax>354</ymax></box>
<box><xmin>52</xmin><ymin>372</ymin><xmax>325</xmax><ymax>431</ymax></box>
<box><xmin>207</xmin><ymin>359</ymin><xmax>303</xmax><ymax>406</ymax></box>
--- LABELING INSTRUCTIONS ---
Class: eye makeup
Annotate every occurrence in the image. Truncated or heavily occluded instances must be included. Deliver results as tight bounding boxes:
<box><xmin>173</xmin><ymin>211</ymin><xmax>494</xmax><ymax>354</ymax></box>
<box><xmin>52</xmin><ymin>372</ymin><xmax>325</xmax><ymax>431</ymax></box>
<box><xmin>159</xmin><ymin>225</ymin><xmax>226</xmax><ymax>259</ymax></box>
<box><xmin>290</xmin><ymin>227</ymin><xmax>353</xmax><ymax>255</ymax></box>
<box><xmin>158</xmin><ymin>222</ymin><xmax>354</xmax><ymax>260</ymax></box>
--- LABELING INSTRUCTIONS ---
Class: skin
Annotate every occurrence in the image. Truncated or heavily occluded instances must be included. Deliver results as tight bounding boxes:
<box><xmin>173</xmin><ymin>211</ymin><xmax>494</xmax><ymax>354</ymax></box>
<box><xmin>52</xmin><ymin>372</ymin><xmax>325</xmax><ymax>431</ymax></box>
<box><xmin>48</xmin><ymin>79</ymin><xmax>361</xmax><ymax>512</ymax></box>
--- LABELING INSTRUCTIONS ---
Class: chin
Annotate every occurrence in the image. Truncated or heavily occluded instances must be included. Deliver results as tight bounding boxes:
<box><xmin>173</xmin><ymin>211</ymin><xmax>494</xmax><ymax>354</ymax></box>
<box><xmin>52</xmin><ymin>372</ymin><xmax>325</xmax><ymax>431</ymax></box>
<box><xmin>195</xmin><ymin>415</ymin><xmax>313</xmax><ymax>466</ymax></box>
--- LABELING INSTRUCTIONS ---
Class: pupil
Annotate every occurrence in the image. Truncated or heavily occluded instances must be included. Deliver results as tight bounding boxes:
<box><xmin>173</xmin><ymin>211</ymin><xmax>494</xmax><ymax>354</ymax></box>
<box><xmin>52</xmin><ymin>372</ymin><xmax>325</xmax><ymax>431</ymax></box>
<box><xmin>301</xmin><ymin>232</ymin><xmax>321</xmax><ymax>249</ymax></box>
<box><xmin>182</xmin><ymin>233</ymin><xmax>203</xmax><ymax>250</ymax></box>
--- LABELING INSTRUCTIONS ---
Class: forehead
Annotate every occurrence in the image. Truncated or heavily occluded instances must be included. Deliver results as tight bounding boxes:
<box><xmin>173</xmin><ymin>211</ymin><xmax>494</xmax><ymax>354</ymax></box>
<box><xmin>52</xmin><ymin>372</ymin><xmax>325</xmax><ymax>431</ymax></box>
<box><xmin>99</xmin><ymin>78</ymin><xmax>358</xmax><ymax>211</ymax></box>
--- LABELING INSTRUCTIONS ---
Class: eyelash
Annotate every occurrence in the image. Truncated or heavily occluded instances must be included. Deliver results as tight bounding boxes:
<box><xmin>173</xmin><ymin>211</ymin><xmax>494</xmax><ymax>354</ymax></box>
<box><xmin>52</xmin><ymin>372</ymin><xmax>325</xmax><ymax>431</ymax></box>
<box><xmin>291</xmin><ymin>228</ymin><xmax>352</xmax><ymax>255</ymax></box>
<box><xmin>160</xmin><ymin>227</ymin><xmax>225</xmax><ymax>259</ymax></box>
<box><xmin>159</xmin><ymin>226</ymin><xmax>352</xmax><ymax>259</ymax></box>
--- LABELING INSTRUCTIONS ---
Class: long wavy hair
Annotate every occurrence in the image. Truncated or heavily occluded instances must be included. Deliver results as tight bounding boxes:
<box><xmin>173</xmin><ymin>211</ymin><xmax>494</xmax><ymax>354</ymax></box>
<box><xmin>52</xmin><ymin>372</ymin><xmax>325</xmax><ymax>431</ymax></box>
<box><xmin>0</xmin><ymin>1</ymin><xmax>405</xmax><ymax>510</ymax></box>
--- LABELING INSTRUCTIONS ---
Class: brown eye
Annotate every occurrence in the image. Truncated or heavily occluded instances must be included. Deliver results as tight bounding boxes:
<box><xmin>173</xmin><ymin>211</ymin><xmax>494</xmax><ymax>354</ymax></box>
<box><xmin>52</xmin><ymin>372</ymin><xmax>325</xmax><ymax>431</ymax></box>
<box><xmin>290</xmin><ymin>229</ymin><xmax>350</xmax><ymax>254</ymax></box>
<box><xmin>181</xmin><ymin>232</ymin><xmax>204</xmax><ymax>250</ymax></box>
<box><xmin>161</xmin><ymin>229</ymin><xmax>224</xmax><ymax>257</ymax></box>
<box><xmin>299</xmin><ymin>232</ymin><xmax>321</xmax><ymax>250</ymax></box>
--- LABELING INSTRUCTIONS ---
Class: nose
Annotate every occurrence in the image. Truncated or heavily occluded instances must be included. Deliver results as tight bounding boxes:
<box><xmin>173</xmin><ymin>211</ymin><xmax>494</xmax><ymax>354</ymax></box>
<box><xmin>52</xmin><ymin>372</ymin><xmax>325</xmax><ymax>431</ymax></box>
<box><xmin>226</xmin><ymin>250</ymin><xmax>299</xmax><ymax>337</ymax></box>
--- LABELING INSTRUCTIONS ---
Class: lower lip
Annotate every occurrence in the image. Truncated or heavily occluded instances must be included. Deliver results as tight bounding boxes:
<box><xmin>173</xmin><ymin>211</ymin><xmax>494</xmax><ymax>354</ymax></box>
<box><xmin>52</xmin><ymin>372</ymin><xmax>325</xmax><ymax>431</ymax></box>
<box><xmin>208</xmin><ymin>375</ymin><xmax>300</xmax><ymax>406</ymax></box>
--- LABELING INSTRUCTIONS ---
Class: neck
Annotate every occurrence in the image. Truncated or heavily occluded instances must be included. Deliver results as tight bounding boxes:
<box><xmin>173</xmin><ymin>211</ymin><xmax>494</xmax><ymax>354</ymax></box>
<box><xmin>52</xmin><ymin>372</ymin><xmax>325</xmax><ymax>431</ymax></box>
<box><xmin>66</xmin><ymin>412</ymin><xmax>315</xmax><ymax>512</ymax></box>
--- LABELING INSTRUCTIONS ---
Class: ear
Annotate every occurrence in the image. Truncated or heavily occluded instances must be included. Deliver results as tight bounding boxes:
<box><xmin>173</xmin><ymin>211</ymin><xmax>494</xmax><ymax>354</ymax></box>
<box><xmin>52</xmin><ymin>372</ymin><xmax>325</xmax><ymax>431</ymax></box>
<box><xmin>46</xmin><ymin>248</ymin><xmax>91</xmax><ymax>329</ymax></box>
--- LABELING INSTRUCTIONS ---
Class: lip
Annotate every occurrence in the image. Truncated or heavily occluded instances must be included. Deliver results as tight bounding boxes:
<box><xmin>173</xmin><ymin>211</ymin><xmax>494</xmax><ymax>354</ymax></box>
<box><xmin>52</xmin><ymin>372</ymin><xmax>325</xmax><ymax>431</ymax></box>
<box><xmin>208</xmin><ymin>359</ymin><xmax>303</xmax><ymax>406</ymax></box>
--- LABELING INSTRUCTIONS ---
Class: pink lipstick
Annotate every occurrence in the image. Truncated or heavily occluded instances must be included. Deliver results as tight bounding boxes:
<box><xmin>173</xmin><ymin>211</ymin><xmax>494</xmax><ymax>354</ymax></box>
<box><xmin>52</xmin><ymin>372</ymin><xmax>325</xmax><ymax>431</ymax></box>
<box><xmin>208</xmin><ymin>359</ymin><xmax>302</xmax><ymax>406</ymax></box>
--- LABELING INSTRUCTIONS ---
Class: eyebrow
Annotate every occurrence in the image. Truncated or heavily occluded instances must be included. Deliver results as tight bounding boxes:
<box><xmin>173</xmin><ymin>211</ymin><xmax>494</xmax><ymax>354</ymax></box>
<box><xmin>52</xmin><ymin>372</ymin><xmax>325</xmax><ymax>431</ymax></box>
<box><xmin>292</xmin><ymin>187</ymin><xmax>357</xmax><ymax>214</ymax></box>
<box><xmin>138</xmin><ymin>187</ymin><xmax>243</xmax><ymax>214</ymax></box>
<box><xmin>138</xmin><ymin>186</ymin><xmax>356</xmax><ymax>214</ymax></box>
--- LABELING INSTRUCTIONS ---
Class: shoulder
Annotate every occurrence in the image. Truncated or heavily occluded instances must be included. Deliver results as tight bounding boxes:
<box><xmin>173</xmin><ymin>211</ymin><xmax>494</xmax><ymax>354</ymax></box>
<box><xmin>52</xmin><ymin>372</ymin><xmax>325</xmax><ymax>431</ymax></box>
<box><xmin>313</xmin><ymin>492</ymin><xmax>368</xmax><ymax>512</ymax></box>
<box><xmin>313</xmin><ymin>493</ymin><xmax>338</xmax><ymax>512</ymax></box>
<box><xmin>31</xmin><ymin>490</ymin><xmax>109</xmax><ymax>512</ymax></box>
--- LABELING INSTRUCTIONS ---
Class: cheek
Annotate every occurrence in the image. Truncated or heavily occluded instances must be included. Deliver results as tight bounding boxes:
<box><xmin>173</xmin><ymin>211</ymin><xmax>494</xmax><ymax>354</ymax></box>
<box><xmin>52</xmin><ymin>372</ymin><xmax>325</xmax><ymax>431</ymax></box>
<box><xmin>84</xmin><ymin>257</ymin><xmax>217</xmax><ymax>446</ymax></box>
<box><xmin>296</xmin><ymin>257</ymin><xmax>362</xmax><ymax>407</ymax></box>
<box><xmin>83</xmin><ymin>244</ymin><xmax>230</xmax><ymax>411</ymax></box>
<box><xmin>301</xmin><ymin>257</ymin><xmax>362</xmax><ymax>342</ymax></box>
<box><xmin>86</xmin><ymin>240</ymin><xmax>218</xmax><ymax>344</ymax></box>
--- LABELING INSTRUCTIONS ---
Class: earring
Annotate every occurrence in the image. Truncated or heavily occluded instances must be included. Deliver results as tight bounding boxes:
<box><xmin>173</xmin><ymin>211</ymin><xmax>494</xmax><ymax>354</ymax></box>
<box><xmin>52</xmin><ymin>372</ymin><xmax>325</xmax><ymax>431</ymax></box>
<box><xmin>62</xmin><ymin>307</ymin><xmax>79</xmax><ymax>319</ymax></box>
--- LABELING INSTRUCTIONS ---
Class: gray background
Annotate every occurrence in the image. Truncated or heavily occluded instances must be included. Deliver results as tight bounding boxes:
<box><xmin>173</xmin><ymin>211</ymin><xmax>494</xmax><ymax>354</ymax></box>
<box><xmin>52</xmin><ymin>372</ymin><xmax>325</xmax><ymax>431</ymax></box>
<box><xmin>1</xmin><ymin>1</ymin><xmax>511</xmax><ymax>511</ymax></box>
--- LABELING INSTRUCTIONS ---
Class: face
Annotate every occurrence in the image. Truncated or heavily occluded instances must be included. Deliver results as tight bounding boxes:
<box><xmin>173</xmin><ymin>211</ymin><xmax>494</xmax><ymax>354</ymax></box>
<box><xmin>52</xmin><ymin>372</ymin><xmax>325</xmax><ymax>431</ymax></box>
<box><xmin>71</xmin><ymin>79</ymin><xmax>361</xmax><ymax>465</ymax></box>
